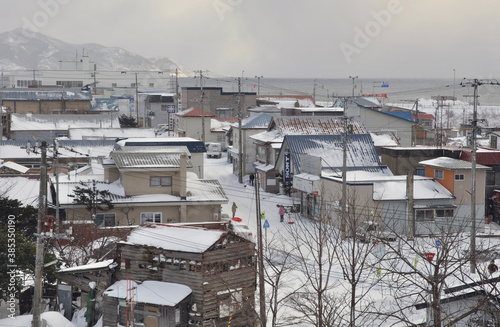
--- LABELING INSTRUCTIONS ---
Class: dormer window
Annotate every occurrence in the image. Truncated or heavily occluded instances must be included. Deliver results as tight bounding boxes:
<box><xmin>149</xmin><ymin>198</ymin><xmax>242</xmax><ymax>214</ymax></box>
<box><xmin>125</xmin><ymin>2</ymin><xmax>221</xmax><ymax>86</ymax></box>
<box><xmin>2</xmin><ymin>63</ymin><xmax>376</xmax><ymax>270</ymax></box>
<box><xmin>150</xmin><ymin>176</ymin><xmax>172</xmax><ymax>187</ymax></box>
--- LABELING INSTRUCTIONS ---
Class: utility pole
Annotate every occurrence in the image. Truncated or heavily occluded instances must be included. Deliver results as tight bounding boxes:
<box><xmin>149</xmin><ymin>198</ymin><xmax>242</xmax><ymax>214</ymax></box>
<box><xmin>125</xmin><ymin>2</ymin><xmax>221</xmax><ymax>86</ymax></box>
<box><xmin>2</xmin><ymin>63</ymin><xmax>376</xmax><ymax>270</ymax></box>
<box><xmin>254</xmin><ymin>176</ymin><xmax>266</xmax><ymax>326</ymax></box>
<box><xmin>173</xmin><ymin>68</ymin><xmax>179</xmax><ymax>137</ymax></box>
<box><xmin>32</xmin><ymin>141</ymin><xmax>47</xmax><ymax>327</ymax></box>
<box><xmin>313</xmin><ymin>79</ymin><xmax>317</xmax><ymax>103</ymax></box>
<box><xmin>341</xmin><ymin>98</ymin><xmax>348</xmax><ymax>238</ymax></box>
<box><xmin>238</xmin><ymin>77</ymin><xmax>243</xmax><ymax>184</ymax></box>
<box><xmin>135</xmin><ymin>73</ymin><xmax>139</xmax><ymax>125</ymax></box>
<box><xmin>349</xmin><ymin>75</ymin><xmax>358</xmax><ymax>97</ymax></box>
<box><xmin>199</xmin><ymin>71</ymin><xmax>205</xmax><ymax>145</ymax></box>
<box><xmin>413</xmin><ymin>99</ymin><xmax>419</xmax><ymax>146</ymax></box>
<box><xmin>460</xmin><ymin>78</ymin><xmax>500</xmax><ymax>274</ymax></box>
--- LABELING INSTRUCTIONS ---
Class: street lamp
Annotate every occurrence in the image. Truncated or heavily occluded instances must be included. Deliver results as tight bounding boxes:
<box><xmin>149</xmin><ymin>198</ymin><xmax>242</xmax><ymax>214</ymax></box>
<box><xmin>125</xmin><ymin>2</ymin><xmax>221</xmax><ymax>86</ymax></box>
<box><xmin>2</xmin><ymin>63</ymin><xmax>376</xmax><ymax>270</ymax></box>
<box><xmin>349</xmin><ymin>75</ymin><xmax>358</xmax><ymax>97</ymax></box>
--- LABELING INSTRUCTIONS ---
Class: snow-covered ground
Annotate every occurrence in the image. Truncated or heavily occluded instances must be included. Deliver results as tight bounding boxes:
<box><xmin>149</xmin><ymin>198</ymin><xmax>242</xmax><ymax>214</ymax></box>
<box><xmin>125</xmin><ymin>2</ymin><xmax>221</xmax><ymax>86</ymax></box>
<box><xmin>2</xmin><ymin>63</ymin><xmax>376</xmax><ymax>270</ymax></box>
<box><xmin>6</xmin><ymin>148</ymin><xmax>500</xmax><ymax>326</ymax></box>
<box><xmin>206</xmin><ymin>153</ymin><xmax>500</xmax><ymax>326</ymax></box>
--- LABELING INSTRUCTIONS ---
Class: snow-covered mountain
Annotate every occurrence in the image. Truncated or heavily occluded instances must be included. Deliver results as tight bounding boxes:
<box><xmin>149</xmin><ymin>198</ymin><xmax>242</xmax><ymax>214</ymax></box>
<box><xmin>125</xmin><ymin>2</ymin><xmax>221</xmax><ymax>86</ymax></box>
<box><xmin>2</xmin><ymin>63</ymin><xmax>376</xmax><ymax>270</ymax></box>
<box><xmin>0</xmin><ymin>28</ymin><xmax>189</xmax><ymax>75</ymax></box>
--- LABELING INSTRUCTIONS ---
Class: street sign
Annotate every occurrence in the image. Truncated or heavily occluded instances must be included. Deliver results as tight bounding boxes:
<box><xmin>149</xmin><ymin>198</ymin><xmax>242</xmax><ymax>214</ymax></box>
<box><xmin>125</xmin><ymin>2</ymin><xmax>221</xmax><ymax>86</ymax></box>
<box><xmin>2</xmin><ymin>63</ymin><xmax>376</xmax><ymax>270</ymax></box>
<box><xmin>435</xmin><ymin>240</ymin><xmax>441</xmax><ymax>247</ymax></box>
<box><xmin>425</xmin><ymin>253</ymin><xmax>435</xmax><ymax>262</ymax></box>
<box><xmin>263</xmin><ymin>220</ymin><xmax>270</xmax><ymax>229</ymax></box>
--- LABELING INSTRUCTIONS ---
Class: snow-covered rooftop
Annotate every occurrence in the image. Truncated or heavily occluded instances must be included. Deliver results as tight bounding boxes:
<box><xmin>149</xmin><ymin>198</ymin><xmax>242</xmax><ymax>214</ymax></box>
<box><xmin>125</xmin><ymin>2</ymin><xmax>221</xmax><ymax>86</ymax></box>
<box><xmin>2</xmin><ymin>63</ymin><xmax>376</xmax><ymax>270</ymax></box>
<box><xmin>104</xmin><ymin>280</ymin><xmax>192</xmax><ymax>306</ymax></box>
<box><xmin>420</xmin><ymin>157</ymin><xmax>490</xmax><ymax>170</ymax></box>
<box><xmin>120</xmin><ymin>224</ymin><xmax>225</xmax><ymax>253</ymax></box>
<box><xmin>59</xmin><ymin>259</ymin><xmax>115</xmax><ymax>273</ymax></box>
<box><xmin>68</xmin><ymin>128</ymin><xmax>157</xmax><ymax>140</ymax></box>
<box><xmin>10</xmin><ymin>113</ymin><xmax>120</xmax><ymax>131</ymax></box>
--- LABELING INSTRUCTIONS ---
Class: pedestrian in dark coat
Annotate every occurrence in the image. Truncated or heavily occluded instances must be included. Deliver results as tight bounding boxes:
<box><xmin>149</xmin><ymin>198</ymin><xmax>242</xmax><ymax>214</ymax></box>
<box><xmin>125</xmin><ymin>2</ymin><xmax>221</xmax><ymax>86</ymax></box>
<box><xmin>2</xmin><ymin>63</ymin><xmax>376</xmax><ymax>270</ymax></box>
<box><xmin>249</xmin><ymin>173</ymin><xmax>255</xmax><ymax>186</ymax></box>
<box><xmin>232</xmin><ymin>202</ymin><xmax>238</xmax><ymax>218</ymax></box>
<box><xmin>488</xmin><ymin>260</ymin><xmax>498</xmax><ymax>274</ymax></box>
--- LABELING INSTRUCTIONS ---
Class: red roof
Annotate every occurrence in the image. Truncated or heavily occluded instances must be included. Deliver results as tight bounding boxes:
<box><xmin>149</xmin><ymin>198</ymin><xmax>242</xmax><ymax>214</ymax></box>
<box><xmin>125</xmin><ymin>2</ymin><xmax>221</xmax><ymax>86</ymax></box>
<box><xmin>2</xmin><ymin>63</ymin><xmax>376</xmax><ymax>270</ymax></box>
<box><xmin>176</xmin><ymin>107</ymin><xmax>215</xmax><ymax>117</ymax></box>
<box><xmin>460</xmin><ymin>147</ymin><xmax>500</xmax><ymax>166</ymax></box>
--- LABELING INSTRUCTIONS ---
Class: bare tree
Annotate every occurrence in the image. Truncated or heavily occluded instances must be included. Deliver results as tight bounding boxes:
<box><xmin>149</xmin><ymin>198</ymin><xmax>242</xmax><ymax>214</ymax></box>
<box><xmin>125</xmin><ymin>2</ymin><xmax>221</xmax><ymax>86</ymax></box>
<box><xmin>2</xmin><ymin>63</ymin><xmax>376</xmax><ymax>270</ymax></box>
<box><xmin>329</xmin><ymin>191</ymin><xmax>385</xmax><ymax>327</ymax></box>
<box><xmin>374</xmin><ymin>212</ymin><xmax>500</xmax><ymax>326</ymax></box>
<box><xmin>279</xmin><ymin>196</ymin><xmax>347</xmax><ymax>327</ymax></box>
<box><xmin>263</xmin><ymin>231</ymin><xmax>304</xmax><ymax>326</ymax></box>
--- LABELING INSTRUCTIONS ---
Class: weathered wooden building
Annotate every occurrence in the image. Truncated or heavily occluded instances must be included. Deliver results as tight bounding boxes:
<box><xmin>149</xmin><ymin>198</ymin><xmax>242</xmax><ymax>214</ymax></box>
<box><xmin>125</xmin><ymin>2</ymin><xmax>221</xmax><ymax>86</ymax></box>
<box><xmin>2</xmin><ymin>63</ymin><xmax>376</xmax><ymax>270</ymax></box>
<box><xmin>103</xmin><ymin>280</ymin><xmax>192</xmax><ymax>327</ymax></box>
<box><xmin>106</xmin><ymin>224</ymin><xmax>257</xmax><ymax>327</ymax></box>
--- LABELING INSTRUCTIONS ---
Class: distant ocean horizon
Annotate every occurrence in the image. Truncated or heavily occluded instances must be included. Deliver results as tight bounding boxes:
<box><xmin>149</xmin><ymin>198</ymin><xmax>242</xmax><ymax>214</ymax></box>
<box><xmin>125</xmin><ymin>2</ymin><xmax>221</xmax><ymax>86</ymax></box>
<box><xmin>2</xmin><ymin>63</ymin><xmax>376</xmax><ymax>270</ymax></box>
<box><xmin>178</xmin><ymin>77</ymin><xmax>500</xmax><ymax>106</ymax></box>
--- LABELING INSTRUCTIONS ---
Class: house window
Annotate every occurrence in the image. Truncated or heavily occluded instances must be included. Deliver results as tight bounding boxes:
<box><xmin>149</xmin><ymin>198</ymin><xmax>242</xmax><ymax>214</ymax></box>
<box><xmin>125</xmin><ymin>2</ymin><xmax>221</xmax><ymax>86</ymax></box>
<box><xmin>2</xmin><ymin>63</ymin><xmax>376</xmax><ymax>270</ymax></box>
<box><xmin>416</xmin><ymin>168</ymin><xmax>425</xmax><ymax>176</ymax></box>
<box><xmin>135</xmin><ymin>304</ymin><xmax>144</xmax><ymax>324</ymax></box>
<box><xmin>434</xmin><ymin>169</ymin><xmax>444</xmax><ymax>180</ymax></box>
<box><xmin>150</xmin><ymin>176</ymin><xmax>172</xmax><ymax>187</ymax></box>
<box><xmin>149</xmin><ymin>83</ymin><xmax>154</xmax><ymax>88</ymax></box>
<box><xmin>141</xmin><ymin>212</ymin><xmax>162</xmax><ymax>224</ymax></box>
<box><xmin>95</xmin><ymin>213</ymin><xmax>116</xmax><ymax>227</ymax></box>
<box><xmin>435</xmin><ymin>209</ymin><xmax>454</xmax><ymax>218</ymax></box>
<box><xmin>111</xmin><ymin>83</ymin><xmax>117</xmax><ymax>88</ymax></box>
<box><xmin>454</xmin><ymin>174</ymin><xmax>465</xmax><ymax>181</ymax></box>
<box><xmin>416</xmin><ymin>209</ymin><xmax>434</xmax><ymax>222</ymax></box>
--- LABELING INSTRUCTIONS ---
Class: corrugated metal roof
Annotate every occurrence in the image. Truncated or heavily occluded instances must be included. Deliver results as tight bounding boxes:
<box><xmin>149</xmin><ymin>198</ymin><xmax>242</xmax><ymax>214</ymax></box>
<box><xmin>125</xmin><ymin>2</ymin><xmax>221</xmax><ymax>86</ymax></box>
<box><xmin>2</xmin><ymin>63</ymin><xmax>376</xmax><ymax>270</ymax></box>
<box><xmin>274</xmin><ymin>116</ymin><xmax>368</xmax><ymax>135</ymax></box>
<box><xmin>241</xmin><ymin>113</ymin><xmax>272</xmax><ymax>129</ymax></box>
<box><xmin>282</xmin><ymin>134</ymin><xmax>381</xmax><ymax>173</ymax></box>
<box><xmin>382</xmin><ymin>111</ymin><xmax>415</xmax><ymax>123</ymax></box>
<box><xmin>116</xmin><ymin>138</ymin><xmax>206</xmax><ymax>153</ymax></box>
<box><xmin>187</xmin><ymin>179</ymin><xmax>228</xmax><ymax>202</ymax></box>
<box><xmin>0</xmin><ymin>89</ymin><xmax>92</xmax><ymax>101</ymax></box>
<box><xmin>112</xmin><ymin>151</ymin><xmax>192</xmax><ymax>169</ymax></box>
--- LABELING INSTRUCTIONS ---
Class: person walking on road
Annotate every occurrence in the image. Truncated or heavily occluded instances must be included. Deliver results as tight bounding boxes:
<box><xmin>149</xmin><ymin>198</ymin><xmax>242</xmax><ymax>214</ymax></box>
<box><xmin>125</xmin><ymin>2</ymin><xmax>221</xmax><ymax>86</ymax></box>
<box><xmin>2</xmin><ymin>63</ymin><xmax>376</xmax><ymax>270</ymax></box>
<box><xmin>232</xmin><ymin>202</ymin><xmax>238</xmax><ymax>218</ymax></box>
<box><xmin>279</xmin><ymin>205</ymin><xmax>285</xmax><ymax>222</ymax></box>
<box><xmin>249</xmin><ymin>173</ymin><xmax>255</xmax><ymax>186</ymax></box>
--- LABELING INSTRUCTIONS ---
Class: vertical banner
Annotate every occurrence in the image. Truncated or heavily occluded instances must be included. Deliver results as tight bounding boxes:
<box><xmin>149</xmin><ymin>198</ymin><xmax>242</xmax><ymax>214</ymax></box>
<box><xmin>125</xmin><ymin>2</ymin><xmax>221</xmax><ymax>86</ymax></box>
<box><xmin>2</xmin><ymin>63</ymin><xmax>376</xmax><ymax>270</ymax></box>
<box><xmin>284</xmin><ymin>153</ymin><xmax>291</xmax><ymax>182</ymax></box>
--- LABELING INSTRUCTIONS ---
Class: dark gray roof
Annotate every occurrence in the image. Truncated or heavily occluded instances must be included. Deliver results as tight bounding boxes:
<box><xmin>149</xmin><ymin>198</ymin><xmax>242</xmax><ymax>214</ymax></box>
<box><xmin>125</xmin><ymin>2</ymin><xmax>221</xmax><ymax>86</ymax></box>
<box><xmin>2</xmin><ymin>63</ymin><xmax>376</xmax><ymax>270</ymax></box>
<box><xmin>279</xmin><ymin>134</ymin><xmax>381</xmax><ymax>173</ymax></box>
<box><xmin>0</xmin><ymin>89</ymin><xmax>92</xmax><ymax>101</ymax></box>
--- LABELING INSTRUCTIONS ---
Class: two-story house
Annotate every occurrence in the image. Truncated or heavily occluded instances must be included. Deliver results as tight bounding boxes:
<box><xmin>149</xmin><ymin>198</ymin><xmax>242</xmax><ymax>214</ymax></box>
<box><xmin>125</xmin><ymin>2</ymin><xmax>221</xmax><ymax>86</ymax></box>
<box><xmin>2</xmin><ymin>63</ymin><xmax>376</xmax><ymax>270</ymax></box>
<box><xmin>59</xmin><ymin>148</ymin><xmax>228</xmax><ymax>227</ymax></box>
<box><xmin>103</xmin><ymin>223</ymin><xmax>257</xmax><ymax>327</ymax></box>
<box><xmin>174</xmin><ymin>107</ymin><xmax>215</xmax><ymax>144</ymax></box>
<box><xmin>229</xmin><ymin>113</ymin><xmax>273</xmax><ymax>177</ymax></box>
<box><xmin>420</xmin><ymin>157</ymin><xmax>490</xmax><ymax>230</ymax></box>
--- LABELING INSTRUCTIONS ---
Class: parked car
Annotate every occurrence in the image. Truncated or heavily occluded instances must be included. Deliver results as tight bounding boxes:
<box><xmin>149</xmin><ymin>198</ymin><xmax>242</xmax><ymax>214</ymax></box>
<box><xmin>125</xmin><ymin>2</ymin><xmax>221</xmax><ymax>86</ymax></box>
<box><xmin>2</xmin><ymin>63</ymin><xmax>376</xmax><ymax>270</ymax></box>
<box><xmin>206</xmin><ymin>142</ymin><xmax>222</xmax><ymax>159</ymax></box>
<box><xmin>355</xmin><ymin>221</ymin><xmax>396</xmax><ymax>243</ymax></box>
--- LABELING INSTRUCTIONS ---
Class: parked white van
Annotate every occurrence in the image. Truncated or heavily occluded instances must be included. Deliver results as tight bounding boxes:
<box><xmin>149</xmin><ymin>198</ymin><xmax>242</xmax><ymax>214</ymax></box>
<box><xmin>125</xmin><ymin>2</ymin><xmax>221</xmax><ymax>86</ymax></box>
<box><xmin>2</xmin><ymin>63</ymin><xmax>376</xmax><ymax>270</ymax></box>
<box><xmin>206</xmin><ymin>143</ymin><xmax>222</xmax><ymax>158</ymax></box>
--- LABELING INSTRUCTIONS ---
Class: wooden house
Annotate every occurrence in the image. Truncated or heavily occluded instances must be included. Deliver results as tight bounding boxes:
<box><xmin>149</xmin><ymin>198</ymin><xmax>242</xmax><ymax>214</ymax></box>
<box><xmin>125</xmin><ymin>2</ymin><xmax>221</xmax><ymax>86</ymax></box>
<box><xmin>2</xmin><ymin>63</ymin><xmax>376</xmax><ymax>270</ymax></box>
<box><xmin>106</xmin><ymin>224</ymin><xmax>257</xmax><ymax>327</ymax></box>
<box><xmin>103</xmin><ymin>280</ymin><xmax>192</xmax><ymax>327</ymax></box>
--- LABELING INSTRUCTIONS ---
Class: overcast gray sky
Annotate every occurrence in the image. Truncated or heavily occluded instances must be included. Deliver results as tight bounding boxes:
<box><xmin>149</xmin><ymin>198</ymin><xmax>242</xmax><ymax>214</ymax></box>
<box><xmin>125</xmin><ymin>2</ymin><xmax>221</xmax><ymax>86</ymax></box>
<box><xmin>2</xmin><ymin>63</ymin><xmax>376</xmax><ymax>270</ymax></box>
<box><xmin>1</xmin><ymin>0</ymin><xmax>499</xmax><ymax>79</ymax></box>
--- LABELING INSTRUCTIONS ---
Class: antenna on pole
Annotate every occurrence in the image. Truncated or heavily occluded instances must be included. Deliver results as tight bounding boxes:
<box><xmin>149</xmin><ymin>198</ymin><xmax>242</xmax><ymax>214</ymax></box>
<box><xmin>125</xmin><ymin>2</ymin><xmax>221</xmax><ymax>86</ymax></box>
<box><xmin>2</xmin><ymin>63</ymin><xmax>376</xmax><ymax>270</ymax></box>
<box><xmin>460</xmin><ymin>78</ymin><xmax>500</xmax><ymax>274</ymax></box>
<box><xmin>238</xmin><ymin>77</ymin><xmax>243</xmax><ymax>184</ymax></box>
